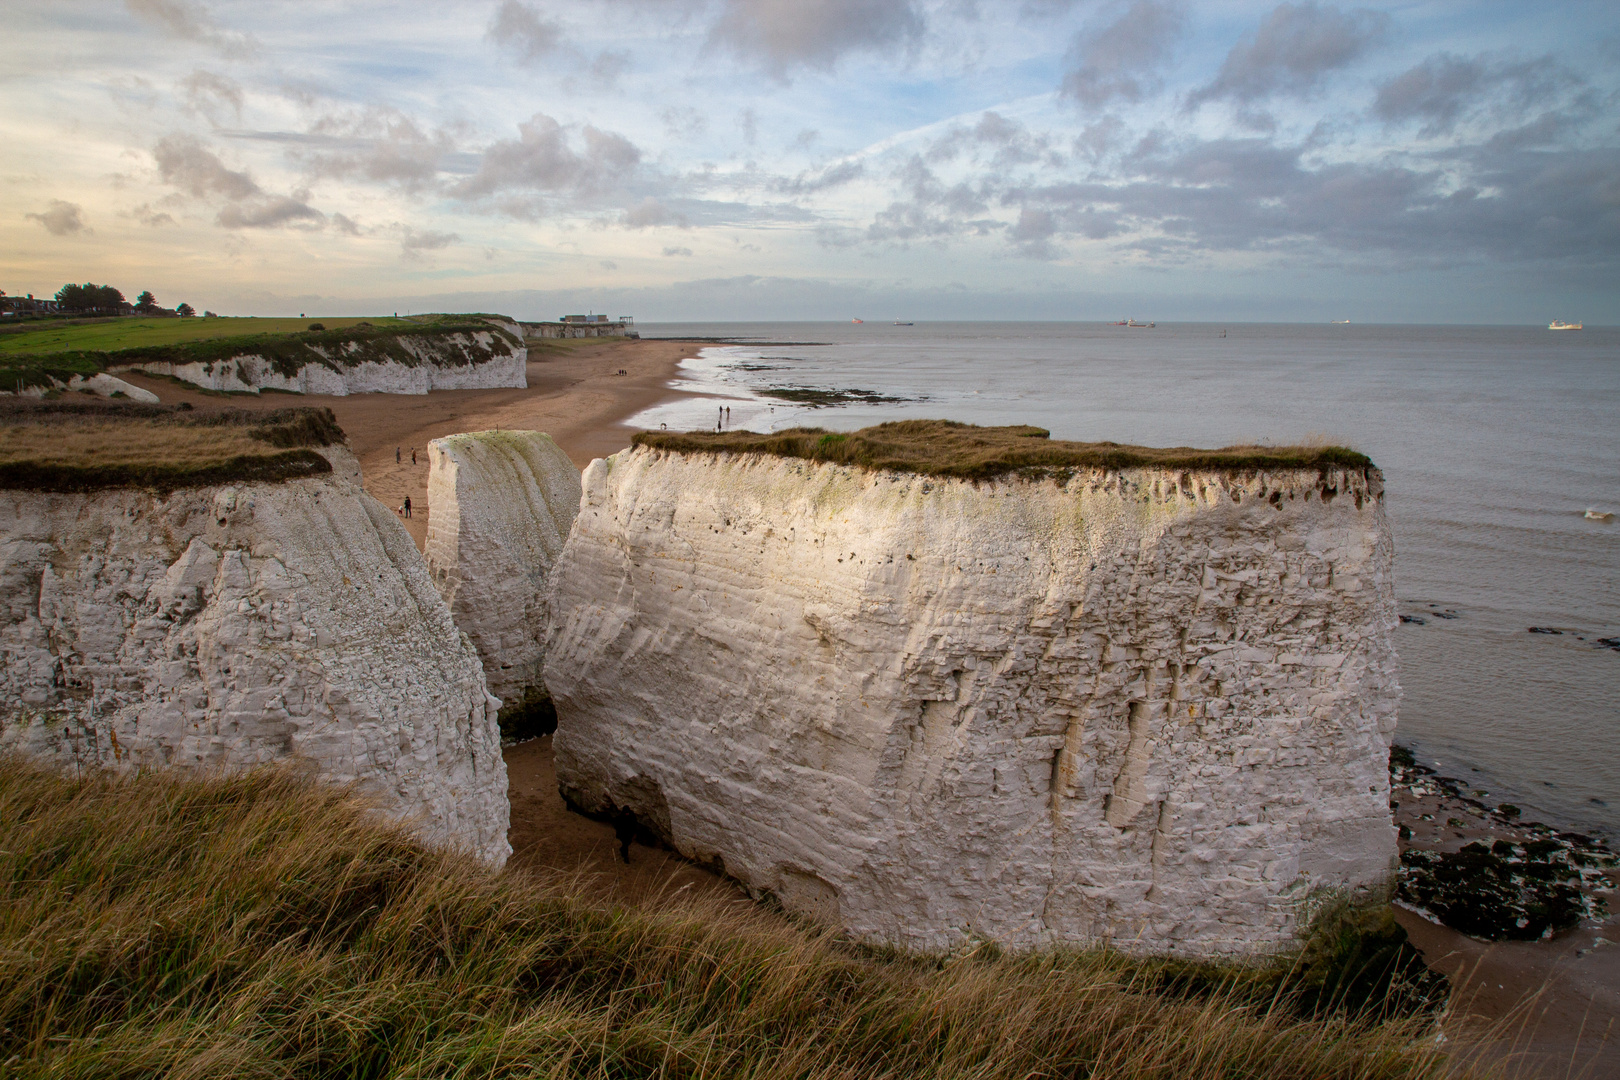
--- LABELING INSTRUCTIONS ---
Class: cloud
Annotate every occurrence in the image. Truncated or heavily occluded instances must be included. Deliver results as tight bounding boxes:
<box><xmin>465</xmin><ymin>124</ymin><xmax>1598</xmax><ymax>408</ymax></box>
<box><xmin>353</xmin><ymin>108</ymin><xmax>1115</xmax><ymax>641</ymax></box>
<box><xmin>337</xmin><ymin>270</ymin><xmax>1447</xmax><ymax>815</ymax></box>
<box><xmin>662</xmin><ymin>245</ymin><xmax>694</xmax><ymax>256</ymax></box>
<box><xmin>622</xmin><ymin>198</ymin><xmax>688</xmax><ymax>228</ymax></box>
<box><xmin>296</xmin><ymin>107</ymin><xmax>453</xmax><ymax>191</ymax></box>
<box><xmin>589</xmin><ymin>50</ymin><xmax>630</xmax><ymax>87</ymax></box>
<box><xmin>779</xmin><ymin>158</ymin><xmax>864</xmax><ymax>194</ymax></box>
<box><xmin>331</xmin><ymin>212</ymin><xmax>362</xmax><ymax>235</ymax></box>
<box><xmin>154</xmin><ymin>135</ymin><xmax>260</xmax><ymax>199</ymax></box>
<box><xmin>662</xmin><ymin>106</ymin><xmax>708</xmax><ymax>138</ymax></box>
<box><xmin>400</xmin><ymin>228</ymin><xmax>460</xmax><ymax>260</ymax></box>
<box><xmin>1374</xmin><ymin>52</ymin><xmax>1581</xmax><ymax>138</ymax></box>
<box><xmin>125</xmin><ymin>0</ymin><xmax>251</xmax><ymax>54</ymax></box>
<box><xmin>451</xmin><ymin>113</ymin><xmax>642</xmax><ymax>201</ymax></box>
<box><xmin>216</xmin><ymin>196</ymin><xmax>324</xmax><ymax>229</ymax></box>
<box><xmin>710</xmin><ymin>0</ymin><xmax>924</xmax><ymax>71</ymax></box>
<box><xmin>1188</xmin><ymin>3</ymin><xmax>1388</xmax><ymax>107</ymax></box>
<box><xmin>1061</xmin><ymin>0</ymin><xmax>1185</xmax><ymax>108</ymax></box>
<box><xmin>925</xmin><ymin>111</ymin><xmax>1056</xmax><ymax>169</ymax></box>
<box><xmin>488</xmin><ymin>0</ymin><xmax>563</xmax><ymax>64</ymax></box>
<box><xmin>180</xmin><ymin>70</ymin><xmax>243</xmax><ymax>124</ymax></box>
<box><xmin>26</xmin><ymin>200</ymin><xmax>87</xmax><ymax>236</ymax></box>
<box><xmin>129</xmin><ymin>203</ymin><xmax>177</xmax><ymax>227</ymax></box>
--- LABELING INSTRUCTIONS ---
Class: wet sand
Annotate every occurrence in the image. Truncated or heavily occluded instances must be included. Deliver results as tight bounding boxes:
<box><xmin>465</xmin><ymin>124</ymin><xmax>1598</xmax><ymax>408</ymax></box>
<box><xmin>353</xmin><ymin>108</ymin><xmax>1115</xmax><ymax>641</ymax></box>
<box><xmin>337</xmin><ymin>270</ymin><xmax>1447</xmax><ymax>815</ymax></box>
<box><xmin>118</xmin><ymin>336</ymin><xmax>699</xmax><ymax>549</ymax></box>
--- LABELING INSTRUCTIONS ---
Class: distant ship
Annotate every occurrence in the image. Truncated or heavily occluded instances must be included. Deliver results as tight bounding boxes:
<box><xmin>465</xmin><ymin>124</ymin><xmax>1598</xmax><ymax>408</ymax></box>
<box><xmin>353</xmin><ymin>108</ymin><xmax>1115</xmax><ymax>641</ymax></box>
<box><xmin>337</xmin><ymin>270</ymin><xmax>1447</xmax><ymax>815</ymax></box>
<box><xmin>1549</xmin><ymin>320</ymin><xmax>1582</xmax><ymax>330</ymax></box>
<box><xmin>1332</xmin><ymin>319</ymin><xmax>1350</xmax><ymax>324</ymax></box>
<box><xmin>1127</xmin><ymin>319</ymin><xmax>1155</xmax><ymax>328</ymax></box>
<box><xmin>1109</xmin><ymin>319</ymin><xmax>1129</xmax><ymax>325</ymax></box>
<box><xmin>851</xmin><ymin>318</ymin><xmax>863</xmax><ymax>324</ymax></box>
<box><xmin>893</xmin><ymin>320</ymin><xmax>913</xmax><ymax>326</ymax></box>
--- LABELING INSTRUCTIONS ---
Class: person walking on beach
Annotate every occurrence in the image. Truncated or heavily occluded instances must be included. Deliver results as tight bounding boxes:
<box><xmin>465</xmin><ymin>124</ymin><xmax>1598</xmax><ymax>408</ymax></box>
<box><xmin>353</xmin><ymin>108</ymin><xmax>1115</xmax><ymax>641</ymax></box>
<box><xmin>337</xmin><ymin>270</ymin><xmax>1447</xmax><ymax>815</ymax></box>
<box><xmin>396</xmin><ymin>446</ymin><xmax>401</xmax><ymax>464</ymax></box>
<box><xmin>403</xmin><ymin>496</ymin><xmax>412</xmax><ymax>518</ymax></box>
<box><xmin>411</xmin><ymin>448</ymin><xmax>417</xmax><ymax>465</ymax></box>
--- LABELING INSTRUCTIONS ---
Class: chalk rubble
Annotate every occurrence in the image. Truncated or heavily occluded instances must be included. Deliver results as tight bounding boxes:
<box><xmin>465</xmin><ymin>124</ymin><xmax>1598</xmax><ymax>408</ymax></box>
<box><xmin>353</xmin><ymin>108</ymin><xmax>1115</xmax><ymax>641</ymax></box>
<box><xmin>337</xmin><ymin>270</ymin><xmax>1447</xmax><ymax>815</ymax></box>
<box><xmin>425</xmin><ymin>430</ymin><xmax>580</xmax><ymax>713</ymax></box>
<box><xmin>0</xmin><ymin>447</ymin><xmax>510</xmax><ymax>863</ymax></box>
<box><xmin>548</xmin><ymin>447</ymin><xmax>1399</xmax><ymax>956</ymax></box>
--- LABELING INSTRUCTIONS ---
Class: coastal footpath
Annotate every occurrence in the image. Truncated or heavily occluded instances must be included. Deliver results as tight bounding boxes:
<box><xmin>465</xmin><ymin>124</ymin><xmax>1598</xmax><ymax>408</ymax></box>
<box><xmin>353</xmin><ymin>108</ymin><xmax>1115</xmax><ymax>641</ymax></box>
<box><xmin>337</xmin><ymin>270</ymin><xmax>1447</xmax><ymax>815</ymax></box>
<box><xmin>547</xmin><ymin>422</ymin><xmax>1398</xmax><ymax>956</ymax></box>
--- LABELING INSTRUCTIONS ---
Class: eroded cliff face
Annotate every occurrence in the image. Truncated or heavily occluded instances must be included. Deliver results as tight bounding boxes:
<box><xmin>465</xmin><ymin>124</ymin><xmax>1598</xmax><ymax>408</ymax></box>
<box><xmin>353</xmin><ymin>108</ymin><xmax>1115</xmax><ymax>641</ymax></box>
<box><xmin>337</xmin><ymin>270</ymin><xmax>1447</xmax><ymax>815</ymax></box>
<box><xmin>424</xmin><ymin>431</ymin><xmax>580</xmax><ymax>713</ymax></box>
<box><xmin>547</xmin><ymin>447</ymin><xmax>1399</xmax><ymax>956</ymax></box>
<box><xmin>117</xmin><ymin>326</ymin><xmax>526</xmax><ymax>396</ymax></box>
<box><xmin>0</xmin><ymin>447</ymin><xmax>510</xmax><ymax>863</ymax></box>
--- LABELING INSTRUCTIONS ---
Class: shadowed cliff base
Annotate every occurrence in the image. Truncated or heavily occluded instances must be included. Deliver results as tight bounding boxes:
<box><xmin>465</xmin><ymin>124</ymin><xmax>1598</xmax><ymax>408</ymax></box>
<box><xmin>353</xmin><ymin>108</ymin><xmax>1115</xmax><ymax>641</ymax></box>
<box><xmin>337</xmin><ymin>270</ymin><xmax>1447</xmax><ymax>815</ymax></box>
<box><xmin>633</xmin><ymin>419</ymin><xmax>1373</xmax><ymax>481</ymax></box>
<box><xmin>0</xmin><ymin>755</ymin><xmax>1459</xmax><ymax>1079</ymax></box>
<box><xmin>0</xmin><ymin>399</ymin><xmax>343</xmax><ymax>491</ymax></box>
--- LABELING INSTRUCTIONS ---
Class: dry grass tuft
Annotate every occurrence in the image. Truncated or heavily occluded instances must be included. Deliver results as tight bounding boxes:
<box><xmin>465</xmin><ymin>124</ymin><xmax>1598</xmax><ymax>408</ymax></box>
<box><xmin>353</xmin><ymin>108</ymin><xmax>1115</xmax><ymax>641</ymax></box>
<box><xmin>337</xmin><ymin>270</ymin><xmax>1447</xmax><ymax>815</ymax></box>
<box><xmin>0</xmin><ymin>757</ymin><xmax>1460</xmax><ymax>1079</ymax></box>
<box><xmin>0</xmin><ymin>399</ymin><xmax>343</xmax><ymax>491</ymax></box>
<box><xmin>634</xmin><ymin>419</ymin><xmax>1373</xmax><ymax>482</ymax></box>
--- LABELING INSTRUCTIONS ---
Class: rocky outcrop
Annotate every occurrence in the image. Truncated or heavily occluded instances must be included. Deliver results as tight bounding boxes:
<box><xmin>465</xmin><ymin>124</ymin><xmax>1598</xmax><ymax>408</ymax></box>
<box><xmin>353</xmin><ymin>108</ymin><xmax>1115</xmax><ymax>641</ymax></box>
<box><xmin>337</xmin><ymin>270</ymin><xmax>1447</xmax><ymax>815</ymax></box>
<box><xmin>424</xmin><ymin>431</ymin><xmax>580</xmax><ymax>720</ymax></box>
<box><xmin>3</xmin><ymin>372</ymin><xmax>160</xmax><ymax>403</ymax></box>
<box><xmin>116</xmin><ymin>323</ymin><xmax>526</xmax><ymax>396</ymax></box>
<box><xmin>547</xmin><ymin>446</ymin><xmax>1399</xmax><ymax>956</ymax></box>
<box><xmin>0</xmin><ymin>446</ymin><xmax>510</xmax><ymax>863</ymax></box>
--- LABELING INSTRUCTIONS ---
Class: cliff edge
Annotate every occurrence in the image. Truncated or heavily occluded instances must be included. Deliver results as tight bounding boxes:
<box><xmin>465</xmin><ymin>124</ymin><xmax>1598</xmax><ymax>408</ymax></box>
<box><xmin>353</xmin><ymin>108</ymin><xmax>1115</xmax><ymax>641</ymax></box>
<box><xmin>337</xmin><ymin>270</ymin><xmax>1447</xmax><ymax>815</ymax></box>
<box><xmin>0</xmin><ymin>402</ymin><xmax>510</xmax><ymax>862</ymax></box>
<box><xmin>547</xmin><ymin>422</ymin><xmax>1398</xmax><ymax>956</ymax></box>
<box><xmin>425</xmin><ymin>430</ymin><xmax>580</xmax><ymax>729</ymax></box>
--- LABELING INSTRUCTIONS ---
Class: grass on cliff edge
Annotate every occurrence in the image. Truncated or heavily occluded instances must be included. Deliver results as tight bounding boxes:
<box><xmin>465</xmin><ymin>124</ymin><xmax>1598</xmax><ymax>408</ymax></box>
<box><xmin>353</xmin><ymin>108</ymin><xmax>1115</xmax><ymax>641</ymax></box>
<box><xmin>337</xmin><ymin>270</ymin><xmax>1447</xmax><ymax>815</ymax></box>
<box><xmin>0</xmin><ymin>313</ymin><xmax>519</xmax><ymax>392</ymax></box>
<box><xmin>634</xmin><ymin>420</ymin><xmax>1372</xmax><ymax>482</ymax></box>
<box><xmin>0</xmin><ymin>399</ymin><xmax>343</xmax><ymax>491</ymax></box>
<box><xmin>0</xmin><ymin>757</ymin><xmax>1457</xmax><ymax>1080</ymax></box>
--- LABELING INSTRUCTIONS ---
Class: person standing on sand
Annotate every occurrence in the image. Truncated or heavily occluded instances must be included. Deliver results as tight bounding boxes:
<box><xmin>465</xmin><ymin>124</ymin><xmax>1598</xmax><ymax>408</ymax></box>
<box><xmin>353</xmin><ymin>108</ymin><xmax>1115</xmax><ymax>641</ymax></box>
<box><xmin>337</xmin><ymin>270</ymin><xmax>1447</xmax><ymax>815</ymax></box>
<box><xmin>403</xmin><ymin>496</ymin><xmax>412</xmax><ymax>518</ymax></box>
<box><xmin>396</xmin><ymin>446</ymin><xmax>401</xmax><ymax>464</ymax></box>
<box><xmin>411</xmin><ymin>448</ymin><xmax>417</xmax><ymax>465</ymax></box>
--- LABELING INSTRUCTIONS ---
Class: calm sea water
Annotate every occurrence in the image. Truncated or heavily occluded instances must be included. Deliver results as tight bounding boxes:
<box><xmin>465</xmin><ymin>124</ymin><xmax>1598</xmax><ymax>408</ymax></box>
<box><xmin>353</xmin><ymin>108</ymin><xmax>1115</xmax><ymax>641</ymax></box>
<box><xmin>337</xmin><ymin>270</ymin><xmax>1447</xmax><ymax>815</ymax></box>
<box><xmin>629</xmin><ymin>322</ymin><xmax>1620</xmax><ymax>836</ymax></box>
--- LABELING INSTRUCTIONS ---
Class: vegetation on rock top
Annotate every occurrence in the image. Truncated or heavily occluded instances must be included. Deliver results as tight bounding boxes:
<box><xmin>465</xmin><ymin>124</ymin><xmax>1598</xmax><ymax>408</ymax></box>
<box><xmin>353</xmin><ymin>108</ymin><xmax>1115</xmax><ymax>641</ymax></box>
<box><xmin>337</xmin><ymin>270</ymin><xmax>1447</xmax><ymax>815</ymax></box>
<box><xmin>0</xmin><ymin>314</ymin><xmax>520</xmax><ymax>392</ymax></box>
<box><xmin>0</xmin><ymin>399</ymin><xmax>344</xmax><ymax>491</ymax></box>
<box><xmin>634</xmin><ymin>419</ymin><xmax>1373</xmax><ymax>481</ymax></box>
<box><xmin>0</xmin><ymin>758</ymin><xmax>1456</xmax><ymax>1079</ymax></box>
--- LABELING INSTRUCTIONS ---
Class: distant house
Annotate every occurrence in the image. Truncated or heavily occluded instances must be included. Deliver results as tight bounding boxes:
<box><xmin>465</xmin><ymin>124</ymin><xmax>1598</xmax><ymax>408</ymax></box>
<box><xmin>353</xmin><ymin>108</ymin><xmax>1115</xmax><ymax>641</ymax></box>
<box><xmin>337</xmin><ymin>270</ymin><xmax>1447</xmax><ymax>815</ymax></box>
<box><xmin>0</xmin><ymin>294</ymin><xmax>62</xmax><ymax>316</ymax></box>
<box><xmin>527</xmin><ymin>314</ymin><xmax>638</xmax><ymax>339</ymax></box>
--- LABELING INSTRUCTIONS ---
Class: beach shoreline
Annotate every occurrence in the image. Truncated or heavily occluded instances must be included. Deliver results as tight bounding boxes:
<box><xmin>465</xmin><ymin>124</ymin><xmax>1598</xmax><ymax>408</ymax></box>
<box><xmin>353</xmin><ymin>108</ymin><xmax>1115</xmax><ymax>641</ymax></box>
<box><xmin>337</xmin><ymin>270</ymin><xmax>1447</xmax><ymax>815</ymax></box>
<box><xmin>118</xmin><ymin>336</ymin><xmax>698</xmax><ymax>549</ymax></box>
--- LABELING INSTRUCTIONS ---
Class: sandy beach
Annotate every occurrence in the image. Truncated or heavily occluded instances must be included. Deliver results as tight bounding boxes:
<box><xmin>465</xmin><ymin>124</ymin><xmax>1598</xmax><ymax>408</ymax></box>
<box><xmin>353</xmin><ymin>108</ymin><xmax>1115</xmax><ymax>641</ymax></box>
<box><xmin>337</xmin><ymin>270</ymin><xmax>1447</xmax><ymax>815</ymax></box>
<box><xmin>118</xmin><ymin>336</ymin><xmax>699</xmax><ymax>549</ymax></box>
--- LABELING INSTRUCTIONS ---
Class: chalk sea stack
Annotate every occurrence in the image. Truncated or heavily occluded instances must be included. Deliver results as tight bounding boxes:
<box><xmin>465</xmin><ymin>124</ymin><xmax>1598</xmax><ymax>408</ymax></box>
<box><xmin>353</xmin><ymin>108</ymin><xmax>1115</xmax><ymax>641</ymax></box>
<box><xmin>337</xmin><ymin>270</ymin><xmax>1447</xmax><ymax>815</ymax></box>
<box><xmin>0</xmin><ymin>401</ymin><xmax>509</xmax><ymax>863</ymax></box>
<box><xmin>425</xmin><ymin>430</ymin><xmax>580</xmax><ymax>735</ymax></box>
<box><xmin>547</xmin><ymin>421</ymin><xmax>1399</xmax><ymax>956</ymax></box>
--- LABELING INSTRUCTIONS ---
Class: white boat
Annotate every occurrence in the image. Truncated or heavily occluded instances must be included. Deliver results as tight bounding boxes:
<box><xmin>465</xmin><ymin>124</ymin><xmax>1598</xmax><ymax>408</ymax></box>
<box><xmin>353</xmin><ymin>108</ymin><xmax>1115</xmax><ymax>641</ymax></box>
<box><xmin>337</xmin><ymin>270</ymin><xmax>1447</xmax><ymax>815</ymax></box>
<box><xmin>1126</xmin><ymin>319</ymin><xmax>1155</xmax><ymax>328</ymax></box>
<box><xmin>1332</xmin><ymin>319</ymin><xmax>1350</xmax><ymax>324</ymax></box>
<box><xmin>1549</xmin><ymin>320</ymin><xmax>1583</xmax><ymax>330</ymax></box>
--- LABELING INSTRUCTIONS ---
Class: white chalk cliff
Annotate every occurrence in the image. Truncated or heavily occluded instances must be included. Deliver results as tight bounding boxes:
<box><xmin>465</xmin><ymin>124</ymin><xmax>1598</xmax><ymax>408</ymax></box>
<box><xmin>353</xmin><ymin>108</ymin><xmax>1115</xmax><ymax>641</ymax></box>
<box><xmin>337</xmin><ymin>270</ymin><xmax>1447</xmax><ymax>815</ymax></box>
<box><xmin>424</xmin><ymin>430</ymin><xmax>580</xmax><ymax>712</ymax></box>
<box><xmin>0</xmin><ymin>447</ymin><xmax>510</xmax><ymax>863</ymax></box>
<box><xmin>115</xmin><ymin>323</ymin><xmax>526</xmax><ymax>396</ymax></box>
<box><xmin>548</xmin><ymin>447</ymin><xmax>1399</xmax><ymax>956</ymax></box>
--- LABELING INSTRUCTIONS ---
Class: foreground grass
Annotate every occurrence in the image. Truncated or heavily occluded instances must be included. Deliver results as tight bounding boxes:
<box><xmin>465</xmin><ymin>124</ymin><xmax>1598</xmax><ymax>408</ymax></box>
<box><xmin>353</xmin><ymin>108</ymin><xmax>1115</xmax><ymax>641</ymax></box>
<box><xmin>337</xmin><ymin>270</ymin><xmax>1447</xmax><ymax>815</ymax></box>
<box><xmin>0</xmin><ymin>399</ymin><xmax>343</xmax><ymax>491</ymax></box>
<box><xmin>634</xmin><ymin>419</ymin><xmax>1372</xmax><ymax>481</ymax></box>
<box><xmin>0</xmin><ymin>759</ymin><xmax>1458</xmax><ymax>1079</ymax></box>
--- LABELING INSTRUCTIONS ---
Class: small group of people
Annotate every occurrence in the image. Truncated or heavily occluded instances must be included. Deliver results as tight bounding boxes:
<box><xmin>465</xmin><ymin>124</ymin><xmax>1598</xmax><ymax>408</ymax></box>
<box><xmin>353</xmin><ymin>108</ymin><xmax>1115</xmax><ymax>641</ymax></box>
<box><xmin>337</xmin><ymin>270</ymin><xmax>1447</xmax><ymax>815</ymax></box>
<box><xmin>395</xmin><ymin>446</ymin><xmax>417</xmax><ymax>465</ymax></box>
<box><xmin>395</xmin><ymin>447</ymin><xmax>417</xmax><ymax>516</ymax></box>
<box><xmin>717</xmin><ymin>404</ymin><xmax>731</xmax><ymax>432</ymax></box>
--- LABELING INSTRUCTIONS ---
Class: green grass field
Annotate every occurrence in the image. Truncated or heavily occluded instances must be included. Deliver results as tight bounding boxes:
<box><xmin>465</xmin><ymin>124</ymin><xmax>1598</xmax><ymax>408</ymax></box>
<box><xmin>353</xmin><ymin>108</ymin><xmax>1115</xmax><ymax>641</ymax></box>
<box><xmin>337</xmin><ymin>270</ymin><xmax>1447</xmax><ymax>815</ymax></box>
<box><xmin>0</xmin><ymin>315</ymin><xmax>418</xmax><ymax>356</ymax></box>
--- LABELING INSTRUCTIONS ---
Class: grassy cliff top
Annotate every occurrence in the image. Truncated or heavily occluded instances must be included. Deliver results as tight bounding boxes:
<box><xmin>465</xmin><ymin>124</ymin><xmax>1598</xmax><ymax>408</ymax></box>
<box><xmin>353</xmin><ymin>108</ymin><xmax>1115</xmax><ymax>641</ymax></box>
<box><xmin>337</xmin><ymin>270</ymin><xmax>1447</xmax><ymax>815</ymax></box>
<box><xmin>0</xmin><ymin>399</ymin><xmax>344</xmax><ymax>491</ymax></box>
<box><xmin>633</xmin><ymin>420</ymin><xmax>1373</xmax><ymax>481</ymax></box>
<box><xmin>0</xmin><ymin>314</ymin><xmax>519</xmax><ymax>392</ymax></box>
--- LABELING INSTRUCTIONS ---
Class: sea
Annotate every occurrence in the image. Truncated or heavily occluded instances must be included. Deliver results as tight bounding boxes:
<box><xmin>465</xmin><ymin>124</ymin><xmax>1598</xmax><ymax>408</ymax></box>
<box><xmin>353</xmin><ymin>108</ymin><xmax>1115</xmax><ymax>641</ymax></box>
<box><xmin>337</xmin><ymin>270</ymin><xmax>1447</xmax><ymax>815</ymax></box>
<box><xmin>628</xmin><ymin>321</ymin><xmax>1620</xmax><ymax>838</ymax></box>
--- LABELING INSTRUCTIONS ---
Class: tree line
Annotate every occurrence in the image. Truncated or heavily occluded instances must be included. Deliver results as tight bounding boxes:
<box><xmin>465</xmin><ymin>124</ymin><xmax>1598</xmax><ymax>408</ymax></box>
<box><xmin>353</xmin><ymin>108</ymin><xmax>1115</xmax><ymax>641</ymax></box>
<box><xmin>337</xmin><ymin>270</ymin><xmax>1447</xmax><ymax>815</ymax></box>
<box><xmin>52</xmin><ymin>283</ymin><xmax>193</xmax><ymax>317</ymax></box>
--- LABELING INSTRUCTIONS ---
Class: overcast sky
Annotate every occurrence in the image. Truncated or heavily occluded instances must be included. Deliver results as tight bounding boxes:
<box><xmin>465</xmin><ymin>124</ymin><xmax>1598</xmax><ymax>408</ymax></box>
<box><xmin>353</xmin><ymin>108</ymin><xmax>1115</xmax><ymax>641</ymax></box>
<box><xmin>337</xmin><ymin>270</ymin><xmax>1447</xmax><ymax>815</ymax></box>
<box><xmin>3</xmin><ymin>1</ymin><xmax>1616</xmax><ymax>322</ymax></box>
